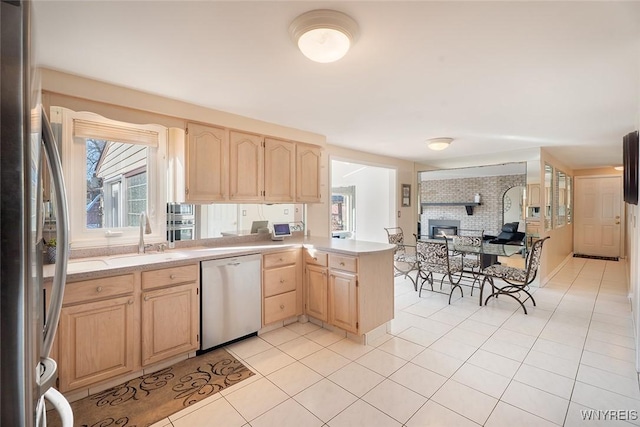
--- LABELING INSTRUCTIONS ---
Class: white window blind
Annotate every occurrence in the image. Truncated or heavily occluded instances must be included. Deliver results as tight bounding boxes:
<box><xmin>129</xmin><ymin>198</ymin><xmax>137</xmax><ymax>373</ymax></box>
<box><xmin>73</xmin><ymin>119</ymin><xmax>159</xmax><ymax>147</ymax></box>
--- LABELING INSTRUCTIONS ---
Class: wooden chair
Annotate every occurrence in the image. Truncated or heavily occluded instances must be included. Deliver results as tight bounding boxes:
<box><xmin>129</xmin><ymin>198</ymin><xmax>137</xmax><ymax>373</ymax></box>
<box><xmin>480</xmin><ymin>236</ymin><xmax>550</xmax><ymax>314</ymax></box>
<box><xmin>384</xmin><ymin>227</ymin><xmax>419</xmax><ymax>290</ymax></box>
<box><xmin>416</xmin><ymin>240</ymin><xmax>463</xmax><ymax>303</ymax></box>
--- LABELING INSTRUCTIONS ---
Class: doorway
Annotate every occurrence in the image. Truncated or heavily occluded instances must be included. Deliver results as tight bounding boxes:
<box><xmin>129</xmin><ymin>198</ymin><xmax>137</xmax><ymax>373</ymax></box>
<box><xmin>574</xmin><ymin>176</ymin><xmax>622</xmax><ymax>258</ymax></box>
<box><xmin>330</xmin><ymin>160</ymin><xmax>396</xmax><ymax>243</ymax></box>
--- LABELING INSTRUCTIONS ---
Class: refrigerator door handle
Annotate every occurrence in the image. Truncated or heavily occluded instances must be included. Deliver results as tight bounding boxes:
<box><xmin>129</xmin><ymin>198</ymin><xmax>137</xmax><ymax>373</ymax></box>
<box><xmin>41</xmin><ymin>111</ymin><xmax>70</xmax><ymax>358</ymax></box>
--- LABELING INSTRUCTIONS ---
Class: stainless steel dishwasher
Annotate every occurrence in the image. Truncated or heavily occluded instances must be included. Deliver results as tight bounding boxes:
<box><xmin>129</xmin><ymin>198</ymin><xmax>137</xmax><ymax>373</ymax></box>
<box><xmin>200</xmin><ymin>254</ymin><xmax>262</xmax><ymax>352</ymax></box>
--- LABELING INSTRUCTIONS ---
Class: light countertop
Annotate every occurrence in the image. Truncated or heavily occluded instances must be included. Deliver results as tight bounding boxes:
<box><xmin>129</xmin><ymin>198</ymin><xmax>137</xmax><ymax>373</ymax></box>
<box><xmin>44</xmin><ymin>237</ymin><xmax>395</xmax><ymax>281</ymax></box>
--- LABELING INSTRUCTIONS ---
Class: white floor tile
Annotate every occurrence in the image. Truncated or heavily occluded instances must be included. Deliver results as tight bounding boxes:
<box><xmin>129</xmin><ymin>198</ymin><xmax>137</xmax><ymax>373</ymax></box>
<box><xmin>266</xmin><ymin>361</ymin><xmax>323</xmax><ymax>396</ymax></box>
<box><xmin>523</xmin><ymin>349</ymin><xmax>580</xmax><ymax>379</ymax></box>
<box><xmin>327</xmin><ymin>362</ymin><xmax>385</xmax><ymax>397</ymax></box>
<box><xmin>429</xmin><ymin>336</ymin><xmax>478</xmax><ymax>361</ymax></box>
<box><xmin>571</xmin><ymin>382</ymin><xmax>640</xmax><ymax>426</ymax></box>
<box><xmin>480</xmin><ymin>336</ymin><xmax>530</xmax><ymax>362</ymax></box>
<box><xmin>299</xmin><ymin>348</ymin><xmax>351</xmax><ymax>377</ymax></box>
<box><xmin>172</xmin><ymin>397</ymin><xmax>245</xmax><ymax>427</ymax></box>
<box><xmin>564</xmin><ymin>401</ymin><xmax>637</xmax><ymax>427</ymax></box>
<box><xmin>377</xmin><ymin>336</ymin><xmax>425</xmax><ymax>360</ymax></box>
<box><xmin>327</xmin><ymin>338</ymin><xmax>375</xmax><ymax>360</ymax></box>
<box><xmin>485</xmin><ymin>401</ymin><xmax>559</xmax><ymax>427</ymax></box>
<box><xmin>444</xmin><ymin>327</ymin><xmax>488</xmax><ymax>347</ymax></box>
<box><xmin>355</xmin><ymin>348</ymin><xmax>407</xmax><ymax>377</ymax></box>
<box><xmin>530</xmin><ymin>337</ymin><xmax>583</xmax><ymax>363</ymax></box>
<box><xmin>389</xmin><ymin>362</ymin><xmax>448</xmax><ymax>398</ymax></box>
<box><xmin>304</xmin><ymin>327</ymin><xmax>346</xmax><ymax>347</ymax></box>
<box><xmin>431</xmin><ymin>380</ymin><xmax>498</xmax><ymax>424</ymax></box>
<box><xmin>451</xmin><ymin>363</ymin><xmax>511</xmax><ymax>398</ymax></box>
<box><xmin>501</xmin><ymin>380</ymin><xmax>570</xmax><ymax>425</ymax></box>
<box><xmin>327</xmin><ymin>399</ymin><xmax>402</xmax><ymax>427</ymax></box>
<box><xmin>244</xmin><ymin>347</ymin><xmax>296</xmax><ymax>376</ymax></box>
<box><xmin>259</xmin><ymin>327</ymin><xmax>300</xmax><ymax>346</ymax></box>
<box><xmin>396</xmin><ymin>326</ymin><xmax>443</xmax><ymax>347</ymax></box>
<box><xmin>583</xmin><ymin>339</ymin><xmax>637</xmax><ymax>363</ymax></box>
<box><xmin>466</xmin><ymin>349</ymin><xmax>521</xmax><ymax>378</ymax></box>
<box><xmin>284</xmin><ymin>321</ymin><xmax>321</xmax><ymax>336</ymax></box>
<box><xmin>576</xmin><ymin>364</ymin><xmax>640</xmax><ymax>400</ymax></box>
<box><xmin>294</xmin><ymin>379</ymin><xmax>357</xmax><ymax>423</ymax></box>
<box><xmin>249</xmin><ymin>398</ymin><xmax>323</xmax><ymax>427</ymax></box>
<box><xmin>580</xmin><ymin>350</ymin><xmax>639</xmax><ymax>378</ymax></box>
<box><xmin>226</xmin><ymin>336</ymin><xmax>273</xmax><ymax>360</ymax></box>
<box><xmin>277</xmin><ymin>336</ymin><xmax>323</xmax><ymax>360</ymax></box>
<box><xmin>514</xmin><ymin>363</ymin><xmax>575</xmax><ymax>399</ymax></box>
<box><xmin>406</xmin><ymin>400</ymin><xmax>480</xmax><ymax>427</ymax></box>
<box><xmin>224</xmin><ymin>377</ymin><xmax>288</xmax><ymax>421</ymax></box>
<box><xmin>411</xmin><ymin>348</ymin><xmax>465</xmax><ymax>377</ymax></box>
<box><xmin>362</xmin><ymin>379</ymin><xmax>427</xmax><ymax>423</ymax></box>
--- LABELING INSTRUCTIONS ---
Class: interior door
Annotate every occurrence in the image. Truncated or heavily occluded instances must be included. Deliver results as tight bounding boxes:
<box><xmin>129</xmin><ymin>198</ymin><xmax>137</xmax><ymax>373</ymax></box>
<box><xmin>574</xmin><ymin>176</ymin><xmax>622</xmax><ymax>257</ymax></box>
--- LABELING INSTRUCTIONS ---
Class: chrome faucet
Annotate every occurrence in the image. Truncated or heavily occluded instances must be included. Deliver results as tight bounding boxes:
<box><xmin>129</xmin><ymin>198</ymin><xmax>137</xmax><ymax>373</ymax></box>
<box><xmin>138</xmin><ymin>212</ymin><xmax>152</xmax><ymax>253</ymax></box>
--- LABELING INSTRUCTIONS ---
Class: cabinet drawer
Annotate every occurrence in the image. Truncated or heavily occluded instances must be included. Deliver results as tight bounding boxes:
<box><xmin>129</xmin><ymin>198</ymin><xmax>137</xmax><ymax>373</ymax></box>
<box><xmin>263</xmin><ymin>265</ymin><xmax>297</xmax><ymax>297</ymax></box>
<box><xmin>264</xmin><ymin>291</ymin><xmax>297</xmax><ymax>325</ymax></box>
<box><xmin>329</xmin><ymin>254</ymin><xmax>358</xmax><ymax>273</ymax></box>
<box><xmin>64</xmin><ymin>274</ymin><xmax>134</xmax><ymax>305</ymax></box>
<box><xmin>304</xmin><ymin>251</ymin><xmax>328</xmax><ymax>267</ymax></box>
<box><xmin>141</xmin><ymin>264</ymin><xmax>199</xmax><ymax>290</ymax></box>
<box><xmin>263</xmin><ymin>250</ymin><xmax>298</xmax><ymax>269</ymax></box>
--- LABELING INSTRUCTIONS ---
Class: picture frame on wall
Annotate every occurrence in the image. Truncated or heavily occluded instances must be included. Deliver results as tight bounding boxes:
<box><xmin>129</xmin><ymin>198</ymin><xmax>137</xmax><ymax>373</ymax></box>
<box><xmin>401</xmin><ymin>184</ymin><xmax>411</xmax><ymax>207</ymax></box>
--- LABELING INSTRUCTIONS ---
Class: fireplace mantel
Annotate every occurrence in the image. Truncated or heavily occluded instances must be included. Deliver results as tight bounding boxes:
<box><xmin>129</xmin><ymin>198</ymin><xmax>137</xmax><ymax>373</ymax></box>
<box><xmin>421</xmin><ymin>202</ymin><xmax>481</xmax><ymax>215</ymax></box>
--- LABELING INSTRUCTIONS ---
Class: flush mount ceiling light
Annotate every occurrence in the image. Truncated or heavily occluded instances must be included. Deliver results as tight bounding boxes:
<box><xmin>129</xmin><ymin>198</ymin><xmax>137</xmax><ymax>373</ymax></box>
<box><xmin>289</xmin><ymin>9</ymin><xmax>359</xmax><ymax>63</ymax></box>
<box><xmin>427</xmin><ymin>137</ymin><xmax>454</xmax><ymax>151</ymax></box>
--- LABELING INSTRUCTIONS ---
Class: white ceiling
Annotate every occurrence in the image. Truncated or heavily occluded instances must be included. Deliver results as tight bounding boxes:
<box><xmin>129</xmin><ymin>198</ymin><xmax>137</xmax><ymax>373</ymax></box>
<box><xmin>33</xmin><ymin>1</ymin><xmax>640</xmax><ymax>170</ymax></box>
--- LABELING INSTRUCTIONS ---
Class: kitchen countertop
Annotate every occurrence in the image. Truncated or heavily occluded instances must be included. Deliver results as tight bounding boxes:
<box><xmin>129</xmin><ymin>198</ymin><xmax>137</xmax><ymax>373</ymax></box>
<box><xmin>44</xmin><ymin>237</ymin><xmax>395</xmax><ymax>281</ymax></box>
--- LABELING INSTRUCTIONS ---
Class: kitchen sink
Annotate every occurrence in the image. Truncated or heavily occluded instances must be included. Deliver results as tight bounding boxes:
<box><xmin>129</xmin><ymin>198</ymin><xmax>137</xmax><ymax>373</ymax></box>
<box><xmin>106</xmin><ymin>251</ymin><xmax>190</xmax><ymax>267</ymax></box>
<box><xmin>66</xmin><ymin>259</ymin><xmax>109</xmax><ymax>273</ymax></box>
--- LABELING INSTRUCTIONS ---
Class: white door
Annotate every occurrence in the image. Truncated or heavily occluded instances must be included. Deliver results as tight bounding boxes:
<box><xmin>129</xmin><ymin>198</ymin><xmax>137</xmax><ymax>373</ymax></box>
<box><xmin>574</xmin><ymin>176</ymin><xmax>622</xmax><ymax>257</ymax></box>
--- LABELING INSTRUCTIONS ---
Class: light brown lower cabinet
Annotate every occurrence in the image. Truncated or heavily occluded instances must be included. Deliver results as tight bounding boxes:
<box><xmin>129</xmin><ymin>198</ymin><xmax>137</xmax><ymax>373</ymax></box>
<box><xmin>59</xmin><ymin>294</ymin><xmax>135</xmax><ymax>391</ymax></box>
<box><xmin>141</xmin><ymin>282</ymin><xmax>199</xmax><ymax>366</ymax></box>
<box><xmin>56</xmin><ymin>264</ymin><xmax>200</xmax><ymax>392</ymax></box>
<box><xmin>305</xmin><ymin>264</ymin><xmax>328</xmax><ymax>322</ymax></box>
<box><xmin>328</xmin><ymin>270</ymin><xmax>358</xmax><ymax>334</ymax></box>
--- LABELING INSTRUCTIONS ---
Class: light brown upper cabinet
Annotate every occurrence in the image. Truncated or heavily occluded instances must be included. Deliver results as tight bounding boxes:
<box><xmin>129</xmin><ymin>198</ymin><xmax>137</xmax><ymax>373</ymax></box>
<box><xmin>229</xmin><ymin>130</ymin><xmax>264</xmax><ymax>201</ymax></box>
<box><xmin>185</xmin><ymin>122</ymin><xmax>228</xmax><ymax>202</ymax></box>
<box><xmin>264</xmin><ymin>137</ymin><xmax>295</xmax><ymax>202</ymax></box>
<box><xmin>230</xmin><ymin>131</ymin><xmax>296</xmax><ymax>202</ymax></box>
<box><xmin>296</xmin><ymin>143</ymin><xmax>321</xmax><ymax>203</ymax></box>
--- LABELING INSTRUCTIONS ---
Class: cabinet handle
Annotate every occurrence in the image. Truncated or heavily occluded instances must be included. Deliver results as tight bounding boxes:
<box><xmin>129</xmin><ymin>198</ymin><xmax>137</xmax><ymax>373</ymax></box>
<box><xmin>144</xmin><ymin>296</ymin><xmax>150</xmax><ymax>301</ymax></box>
<box><xmin>280</xmin><ymin>279</ymin><xmax>285</xmax><ymax>283</ymax></box>
<box><xmin>279</xmin><ymin>258</ymin><xmax>284</xmax><ymax>262</ymax></box>
<box><xmin>280</xmin><ymin>304</ymin><xmax>285</xmax><ymax>310</ymax></box>
<box><xmin>128</xmin><ymin>299</ymin><xmax>133</xmax><ymax>305</ymax></box>
<box><xmin>340</xmin><ymin>262</ymin><xmax>345</xmax><ymax>266</ymax></box>
<box><xmin>96</xmin><ymin>286</ymin><xmax>102</xmax><ymax>293</ymax></box>
<box><xmin>313</xmin><ymin>257</ymin><xmax>318</xmax><ymax>261</ymax></box>
<box><xmin>170</xmin><ymin>274</ymin><xmax>176</xmax><ymax>279</ymax></box>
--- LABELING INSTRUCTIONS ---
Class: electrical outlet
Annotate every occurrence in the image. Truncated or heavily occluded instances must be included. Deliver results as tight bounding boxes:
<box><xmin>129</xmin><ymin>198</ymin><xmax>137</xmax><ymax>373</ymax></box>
<box><xmin>284</xmin><ymin>209</ymin><xmax>289</xmax><ymax>215</ymax></box>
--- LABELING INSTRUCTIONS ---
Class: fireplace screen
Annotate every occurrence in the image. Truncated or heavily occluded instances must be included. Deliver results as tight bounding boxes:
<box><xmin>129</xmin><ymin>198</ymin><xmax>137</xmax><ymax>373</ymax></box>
<box><xmin>432</xmin><ymin>225</ymin><xmax>458</xmax><ymax>239</ymax></box>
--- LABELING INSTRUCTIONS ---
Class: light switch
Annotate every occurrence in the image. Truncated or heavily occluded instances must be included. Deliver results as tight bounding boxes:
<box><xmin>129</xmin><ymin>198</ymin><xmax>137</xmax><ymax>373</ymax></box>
<box><xmin>284</xmin><ymin>209</ymin><xmax>289</xmax><ymax>215</ymax></box>
<box><xmin>242</xmin><ymin>210</ymin><xmax>247</xmax><ymax>216</ymax></box>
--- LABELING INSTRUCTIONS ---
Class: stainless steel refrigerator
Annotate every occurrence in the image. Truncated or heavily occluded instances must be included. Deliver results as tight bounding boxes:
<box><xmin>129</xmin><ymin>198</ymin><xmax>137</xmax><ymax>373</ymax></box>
<box><xmin>1</xmin><ymin>1</ymin><xmax>72</xmax><ymax>425</ymax></box>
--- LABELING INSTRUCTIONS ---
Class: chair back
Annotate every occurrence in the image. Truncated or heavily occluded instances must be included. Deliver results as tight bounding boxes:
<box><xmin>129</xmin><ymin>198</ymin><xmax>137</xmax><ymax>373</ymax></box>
<box><xmin>384</xmin><ymin>227</ymin><xmax>406</xmax><ymax>255</ymax></box>
<box><xmin>452</xmin><ymin>229</ymin><xmax>483</xmax><ymax>248</ymax></box>
<box><xmin>416</xmin><ymin>240</ymin><xmax>450</xmax><ymax>268</ymax></box>
<box><xmin>523</xmin><ymin>236</ymin><xmax>550</xmax><ymax>284</ymax></box>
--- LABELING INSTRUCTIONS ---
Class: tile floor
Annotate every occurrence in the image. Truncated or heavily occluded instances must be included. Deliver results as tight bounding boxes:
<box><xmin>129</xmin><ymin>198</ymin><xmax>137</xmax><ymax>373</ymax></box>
<box><xmin>151</xmin><ymin>257</ymin><xmax>640</xmax><ymax>426</ymax></box>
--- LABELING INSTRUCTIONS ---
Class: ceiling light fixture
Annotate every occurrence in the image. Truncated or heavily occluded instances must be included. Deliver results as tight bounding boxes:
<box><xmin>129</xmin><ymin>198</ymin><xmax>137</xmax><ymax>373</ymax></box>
<box><xmin>289</xmin><ymin>9</ymin><xmax>359</xmax><ymax>63</ymax></box>
<box><xmin>427</xmin><ymin>137</ymin><xmax>454</xmax><ymax>151</ymax></box>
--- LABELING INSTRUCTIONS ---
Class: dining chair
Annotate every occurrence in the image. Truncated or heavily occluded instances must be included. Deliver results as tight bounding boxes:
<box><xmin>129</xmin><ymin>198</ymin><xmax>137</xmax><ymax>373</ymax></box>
<box><xmin>384</xmin><ymin>227</ymin><xmax>419</xmax><ymax>290</ymax></box>
<box><xmin>452</xmin><ymin>229</ymin><xmax>484</xmax><ymax>295</ymax></box>
<box><xmin>416</xmin><ymin>240</ymin><xmax>463</xmax><ymax>303</ymax></box>
<box><xmin>480</xmin><ymin>236</ymin><xmax>550</xmax><ymax>314</ymax></box>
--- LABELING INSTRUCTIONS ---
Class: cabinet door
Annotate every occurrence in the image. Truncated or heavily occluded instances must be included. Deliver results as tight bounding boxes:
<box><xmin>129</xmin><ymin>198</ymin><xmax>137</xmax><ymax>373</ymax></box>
<box><xmin>229</xmin><ymin>131</ymin><xmax>263</xmax><ymax>201</ymax></box>
<box><xmin>59</xmin><ymin>295</ymin><xmax>135</xmax><ymax>391</ymax></box>
<box><xmin>528</xmin><ymin>184</ymin><xmax>541</xmax><ymax>206</ymax></box>
<box><xmin>306</xmin><ymin>264</ymin><xmax>328</xmax><ymax>322</ymax></box>
<box><xmin>185</xmin><ymin>122</ymin><xmax>228</xmax><ymax>202</ymax></box>
<box><xmin>141</xmin><ymin>282</ymin><xmax>199</xmax><ymax>366</ymax></box>
<box><xmin>328</xmin><ymin>271</ymin><xmax>358</xmax><ymax>334</ymax></box>
<box><xmin>296</xmin><ymin>144</ymin><xmax>321</xmax><ymax>203</ymax></box>
<box><xmin>264</xmin><ymin>137</ymin><xmax>295</xmax><ymax>202</ymax></box>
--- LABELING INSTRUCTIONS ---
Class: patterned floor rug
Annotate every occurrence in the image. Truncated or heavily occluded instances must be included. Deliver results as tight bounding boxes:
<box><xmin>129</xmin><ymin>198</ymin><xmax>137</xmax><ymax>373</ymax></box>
<box><xmin>47</xmin><ymin>348</ymin><xmax>253</xmax><ymax>427</ymax></box>
<box><xmin>573</xmin><ymin>253</ymin><xmax>619</xmax><ymax>261</ymax></box>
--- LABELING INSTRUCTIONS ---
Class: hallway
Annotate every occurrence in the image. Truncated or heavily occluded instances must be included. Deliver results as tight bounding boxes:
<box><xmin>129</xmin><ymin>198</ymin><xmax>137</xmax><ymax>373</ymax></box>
<box><xmin>151</xmin><ymin>257</ymin><xmax>639</xmax><ymax>426</ymax></box>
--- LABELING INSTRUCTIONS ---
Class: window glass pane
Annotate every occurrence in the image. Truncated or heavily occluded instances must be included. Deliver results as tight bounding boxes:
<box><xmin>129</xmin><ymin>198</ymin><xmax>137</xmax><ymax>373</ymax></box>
<box><xmin>85</xmin><ymin>138</ymin><xmax>148</xmax><ymax>230</ymax></box>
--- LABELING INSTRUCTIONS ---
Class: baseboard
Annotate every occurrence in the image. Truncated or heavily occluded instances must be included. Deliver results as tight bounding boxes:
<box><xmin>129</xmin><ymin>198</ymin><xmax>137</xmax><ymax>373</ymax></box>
<box><xmin>540</xmin><ymin>252</ymin><xmax>574</xmax><ymax>287</ymax></box>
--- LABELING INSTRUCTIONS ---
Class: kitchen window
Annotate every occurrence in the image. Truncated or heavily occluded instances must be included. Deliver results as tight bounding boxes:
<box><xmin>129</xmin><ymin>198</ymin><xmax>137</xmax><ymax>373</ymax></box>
<box><xmin>52</xmin><ymin>107</ymin><xmax>167</xmax><ymax>248</ymax></box>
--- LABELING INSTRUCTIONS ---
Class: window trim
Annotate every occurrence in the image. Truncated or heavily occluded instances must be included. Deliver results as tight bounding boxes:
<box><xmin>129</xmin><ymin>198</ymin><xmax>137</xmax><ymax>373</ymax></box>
<box><xmin>53</xmin><ymin>107</ymin><xmax>167</xmax><ymax>248</ymax></box>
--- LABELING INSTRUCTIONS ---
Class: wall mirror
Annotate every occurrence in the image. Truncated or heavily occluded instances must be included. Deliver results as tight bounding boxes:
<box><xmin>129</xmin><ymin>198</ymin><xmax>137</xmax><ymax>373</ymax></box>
<box><xmin>544</xmin><ymin>163</ymin><xmax>554</xmax><ymax>231</ymax></box>
<box><xmin>556</xmin><ymin>169</ymin><xmax>567</xmax><ymax>227</ymax></box>
<box><xmin>418</xmin><ymin>162</ymin><xmax>526</xmax><ymax>239</ymax></box>
<box><xmin>567</xmin><ymin>176</ymin><xmax>573</xmax><ymax>224</ymax></box>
